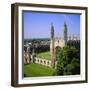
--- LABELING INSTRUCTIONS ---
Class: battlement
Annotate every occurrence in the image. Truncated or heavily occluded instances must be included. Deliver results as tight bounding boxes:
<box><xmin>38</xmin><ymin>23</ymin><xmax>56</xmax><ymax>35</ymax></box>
<box><xmin>68</xmin><ymin>35</ymin><xmax>80</xmax><ymax>41</ymax></box>
<box><xmin>55</xmin><ymin>35</ymin><xmax>80</xmax><ymax>41</ymax></box>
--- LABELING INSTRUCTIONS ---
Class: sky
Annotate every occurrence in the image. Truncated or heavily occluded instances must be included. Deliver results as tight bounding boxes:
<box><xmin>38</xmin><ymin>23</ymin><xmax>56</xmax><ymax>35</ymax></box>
<box><xmin>23</xmin><ymin>11</ymin><xmax>80</xmax><ymax>39</ymax></box>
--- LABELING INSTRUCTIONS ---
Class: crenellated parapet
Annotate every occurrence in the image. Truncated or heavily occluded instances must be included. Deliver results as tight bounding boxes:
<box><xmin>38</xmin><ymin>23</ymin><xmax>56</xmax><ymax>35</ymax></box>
<box><xmin>68</xmin><ymin>35</ymin><xmax>80</xmax><ymax>41</ymax></box>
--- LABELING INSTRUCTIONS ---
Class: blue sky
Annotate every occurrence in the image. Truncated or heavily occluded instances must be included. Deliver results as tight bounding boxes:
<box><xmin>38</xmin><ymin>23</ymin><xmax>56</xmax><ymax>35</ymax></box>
<box><xmin>23</xmin><ymin>11</ymin><xmax>80</xmax><ymax>39</ymax></box>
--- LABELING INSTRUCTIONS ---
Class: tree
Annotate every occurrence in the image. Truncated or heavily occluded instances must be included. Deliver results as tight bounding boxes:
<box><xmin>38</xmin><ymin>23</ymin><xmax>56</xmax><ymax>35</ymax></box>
<box><xmin>55</xmin><ymin>45</ymin><xmax>80</xmax><ymax>75</ymax></box>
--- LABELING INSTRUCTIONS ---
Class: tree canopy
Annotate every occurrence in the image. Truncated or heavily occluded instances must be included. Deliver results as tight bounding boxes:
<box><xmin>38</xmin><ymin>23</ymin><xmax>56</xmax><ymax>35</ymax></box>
<box><xmin>55</xmin><ymin>45</ymin><xmax>80</xmax><ymax>75</ymax></box>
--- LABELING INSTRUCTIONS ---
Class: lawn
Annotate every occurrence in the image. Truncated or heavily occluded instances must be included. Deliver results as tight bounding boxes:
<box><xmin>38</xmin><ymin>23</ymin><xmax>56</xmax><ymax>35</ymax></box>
<box><xmin>24</xmin><ymin>63</ymin><xmax>55</xmax><ymax>77</ymax></box>
<box><xmin>37</xmin><ymin>51</ymin><xmax>51</xmax><ymax>60</ymax></box>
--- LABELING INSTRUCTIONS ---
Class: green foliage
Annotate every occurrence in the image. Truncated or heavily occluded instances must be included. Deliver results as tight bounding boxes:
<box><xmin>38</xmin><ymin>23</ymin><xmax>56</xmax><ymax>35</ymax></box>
<box><xmin>55</xmin><ymin>45</ymin><xmax>80</xmax><ymax>75</ymax></box>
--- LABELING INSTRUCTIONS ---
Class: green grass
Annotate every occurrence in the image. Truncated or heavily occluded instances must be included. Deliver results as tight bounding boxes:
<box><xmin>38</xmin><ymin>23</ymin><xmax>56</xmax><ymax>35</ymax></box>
<box><xmin>37</xmin><ymin>51</ymin><xmax>51</xmax><ymax>60</ymax></box>
<box><xmin>24</xmin><ymin>63</ymin><xmax>55</xmax><ymax>77</ymax></box>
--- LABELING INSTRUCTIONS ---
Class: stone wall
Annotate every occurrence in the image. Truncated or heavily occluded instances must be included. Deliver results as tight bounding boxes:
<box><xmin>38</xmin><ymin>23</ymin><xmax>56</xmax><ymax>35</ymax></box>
<box><xmin>35</xmin><ymin>57</ymin><xmax>57</xmax><ymax>68</ymax></box>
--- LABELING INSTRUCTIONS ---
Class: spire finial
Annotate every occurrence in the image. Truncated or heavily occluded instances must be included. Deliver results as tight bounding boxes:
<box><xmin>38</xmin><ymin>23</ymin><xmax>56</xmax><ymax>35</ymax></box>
<box><xmin>51</xmin><ymin>22</ymin><xmax>54</xmax><ymax>30</ymax></box>
<box><xmin>51</xmin><ymin>22</ymin><xmax>53</xmax><ymax>27</ymax></box>
<box><xmin>51</xmin><ymin>22</ymin><xmax>54</xmax><ymax>39</ymax></box>
<box><xmin>64</xmin><ymin>20</ymin><xmax>67</xmax><ymax>26</ymax></box>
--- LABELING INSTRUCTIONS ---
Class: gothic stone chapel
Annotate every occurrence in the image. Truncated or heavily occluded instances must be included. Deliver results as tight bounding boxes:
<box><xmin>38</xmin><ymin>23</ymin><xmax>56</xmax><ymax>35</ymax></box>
<box><xmin>24</xmin><ymin>22</ymin><xmax>80</xmax><ymax>68</ymax></box>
